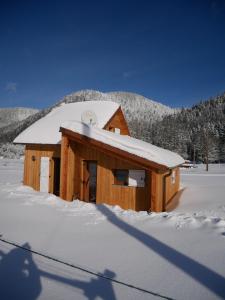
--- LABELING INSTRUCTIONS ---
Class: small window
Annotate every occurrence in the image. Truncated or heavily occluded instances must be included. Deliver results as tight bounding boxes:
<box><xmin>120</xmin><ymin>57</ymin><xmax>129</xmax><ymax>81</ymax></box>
<box><xmin>171</xmin><ymin>170</ymin><xmax>176</xmax><ymax>184</ymax></box>
<box><xmin>114</xmin><ymin>169</ymin><xmax>128</xmax><ymax>186</ymax></box>
<box><xmin>128</xmin><ymin>170</ymin><xmax>145</xmax><ymax>187</ymax></box>
<box><xmin>114</xmin><ymin>128</ymin><xmax>121</xmax><ymax>134</ymax></box>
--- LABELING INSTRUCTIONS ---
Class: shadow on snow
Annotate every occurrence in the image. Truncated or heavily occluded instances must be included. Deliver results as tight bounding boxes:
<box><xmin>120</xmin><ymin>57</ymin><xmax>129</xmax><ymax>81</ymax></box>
<box><xmin>0</xmin><ymin>243</ymin><xmax>116</xmax><ymax>300</ymax></box>
<box><xmin>96</xmin><ymin>205</ymin><xmax>225</xmax><ymax>299</ymax></box>
<box><xmin>1</xmin><ymin>203</ymin><xmax>225</xmax><ymax>299</ymax></box>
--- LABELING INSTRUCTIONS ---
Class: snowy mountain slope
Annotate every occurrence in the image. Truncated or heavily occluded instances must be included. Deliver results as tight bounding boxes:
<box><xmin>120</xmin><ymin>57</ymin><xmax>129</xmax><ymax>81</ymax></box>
<box><xmin>150</xmin><ymin>93</ymin><xmax>225</xmax><ymax>162</ymax></box>
<box><xmin>0</xmin><ymin>108</ymin><xmax>50</xmax><ymax>158</ymax></box>
<box><xmin>0</xmin><ymin>107</ymin><xmax>38</xmax><ymax>128</ymax></box>
<box><xmin>0</xmin><ymin>108</ymin><xmax>50</xmax><ymax>144</ymax></box>
<box><xmin>59</xmin><ymin>90</ymin><xmax>176</xmax><ymax>118</ymax></box>
<box><xmin>57</xmin><ymin>90</ymin><xmax>177</xmax><ymax>137</ymax></box>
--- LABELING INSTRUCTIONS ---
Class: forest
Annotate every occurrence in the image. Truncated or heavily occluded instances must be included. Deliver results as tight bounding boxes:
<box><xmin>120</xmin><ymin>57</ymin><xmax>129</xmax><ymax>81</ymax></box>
<box><xmin>130</xmin><ymin>93</ymin><xmax>225</xmax><ymax>163</ymax></box>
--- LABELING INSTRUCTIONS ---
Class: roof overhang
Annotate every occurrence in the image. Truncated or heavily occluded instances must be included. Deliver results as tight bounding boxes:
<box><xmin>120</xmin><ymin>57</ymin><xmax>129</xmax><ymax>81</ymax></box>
<box><xmin>60</xmin><ymin>127</ymin><xmax>171</xmax><ymax>172</ymax></box>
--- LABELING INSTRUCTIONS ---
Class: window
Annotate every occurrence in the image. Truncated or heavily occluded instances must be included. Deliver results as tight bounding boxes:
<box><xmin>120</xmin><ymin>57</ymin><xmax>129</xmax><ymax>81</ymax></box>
<box><xmin>114</xmin><ymin>128</ymin><xmax>121</xmax><ymax>134</ymax></box>
<box><xmin>128</xmin><ymin>170</ymin><xmax>145</xmax><ymax>187</ymax></box>
<box><xmin>109</xmin><ymin>127</ymin><xmax>121</xmax><ymax>134</ymax></box>
<box><xmin>113</xmin><ymin>169</ymin><xmax>128</xmax><ymax>186</ymax></box>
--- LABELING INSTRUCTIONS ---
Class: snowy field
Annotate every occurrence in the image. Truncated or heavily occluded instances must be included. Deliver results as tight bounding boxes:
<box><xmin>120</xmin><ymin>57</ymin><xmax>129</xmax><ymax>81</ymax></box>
<box><xmin>0</xmin><ymin>159</ymin><xmax>225</xmax><ymax>300</ymax></box>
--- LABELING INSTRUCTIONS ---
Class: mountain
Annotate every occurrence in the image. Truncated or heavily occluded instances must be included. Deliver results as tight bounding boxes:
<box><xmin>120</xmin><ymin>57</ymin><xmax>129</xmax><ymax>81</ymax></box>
<box><xmin>149</xmin><ymin>93</ymin><xmax>225</xmax><ymax>162</ymax></box>
<box><xmin>0</xmin><ymin>89</ymin><xmax>224</xmax><ymax>162</ymax></box>
<box><xmin>0</xmin><ymin>107</ymin><xmax>40</xmax><ymax>158</ymax></box>
<box><xmin>0</xmin><ymin>107</ymin><xmax>39</xmax><ymax>128</ymax></box>
<box><xmin>58</xmin><ymin>90</ymin><xmax>175</xmax><ymax>119</ymax></box>
<box><xmin>56</xmin><ymin>90</ymin><xmax>177</xmax><ymax>137</ymax></box>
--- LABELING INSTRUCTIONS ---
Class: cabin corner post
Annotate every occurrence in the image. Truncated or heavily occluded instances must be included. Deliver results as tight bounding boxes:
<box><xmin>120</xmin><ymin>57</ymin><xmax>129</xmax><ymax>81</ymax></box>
<box><xmin>150</xmin><ymin>170</ymin><xmax>164</xmax><ymax>212</ymax></box>
<box><xmin>163</xmin><ymin>167</ymin><xmax>181</xmax><ymax>210</ymax></box>
<box><xmin>162</xmin><ymin>169</ymin><xmax>172</xmax><ymax>211</ymax></box>
<box><xmin>60</xmin><ymin>134</ymin><xmax>69</xmax><ymax>200</ymax></box>
<box><xmin>23</xmin><ymin>145</ymin><xmax>29</xmax><ymax>185</ymax></box>
<box><xmin>66</xmin><ymin>141</ymin><xmax>76</xmax><ymax>201</ymax></box>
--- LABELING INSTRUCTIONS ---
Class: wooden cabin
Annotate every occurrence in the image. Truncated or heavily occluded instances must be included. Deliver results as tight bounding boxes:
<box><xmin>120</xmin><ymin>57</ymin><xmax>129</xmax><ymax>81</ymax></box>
<box><xmin>14</xmin><ymin>100</ymin><xmax>184</xmax><ymax>212</ymax></box>
<box><xmin>14</xmin><ymin>101</ymin><xmax>129</xmax><ymax>196</ymax></box>
<box><xmin>59</xmin><ymin>122</ymin><xmax>184</xmax><ymax>212</ymax></box>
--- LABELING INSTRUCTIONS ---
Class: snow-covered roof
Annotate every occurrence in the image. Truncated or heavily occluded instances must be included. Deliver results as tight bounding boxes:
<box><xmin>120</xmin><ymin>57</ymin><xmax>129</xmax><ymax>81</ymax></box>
<box><xmin>14</xmin><ymin>101</ymin><xmax>119</xmax><ymax>144</ymax></box>
<box><xmin>61</xmin><ymin>121</ymin><xmax>185</xmax><ymax>169</ymax></box>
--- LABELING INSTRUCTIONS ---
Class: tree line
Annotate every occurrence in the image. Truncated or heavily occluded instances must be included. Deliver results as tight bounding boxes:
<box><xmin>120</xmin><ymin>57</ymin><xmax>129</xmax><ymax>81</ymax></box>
<box><xmin>130</xmin><ymin>93</ymin><xmax>225</xmax><ymax>163</ymax></box>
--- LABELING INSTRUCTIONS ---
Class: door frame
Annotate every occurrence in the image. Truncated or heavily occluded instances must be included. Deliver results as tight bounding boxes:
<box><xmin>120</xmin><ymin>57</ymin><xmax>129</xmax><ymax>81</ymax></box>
<box><xmin>52</xmin><ymin>157</ymin><xmax>61</xmax><ymax>196</ymax></box>
<box><xmin>81</xmin><ymin>160</ymin><xmax>97</xmax><ymax>203</ymax></box>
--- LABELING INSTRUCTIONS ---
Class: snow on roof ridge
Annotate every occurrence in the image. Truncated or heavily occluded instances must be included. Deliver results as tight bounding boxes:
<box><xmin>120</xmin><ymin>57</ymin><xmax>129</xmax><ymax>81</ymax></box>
<box><xmin>61</xmin><ymin>121</ymin><xmax>185</xmax><ymax>168</ymax></box>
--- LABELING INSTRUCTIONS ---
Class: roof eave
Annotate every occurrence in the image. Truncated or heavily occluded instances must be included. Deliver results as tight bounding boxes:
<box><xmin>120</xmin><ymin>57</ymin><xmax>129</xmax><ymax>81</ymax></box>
<box><xmin>60</xmin><ymin>126</ymin><xmax>170</xmax><ymax>172</ymax></box>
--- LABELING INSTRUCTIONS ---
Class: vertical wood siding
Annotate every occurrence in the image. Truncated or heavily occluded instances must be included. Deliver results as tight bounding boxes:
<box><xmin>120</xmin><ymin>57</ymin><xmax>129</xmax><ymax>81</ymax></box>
<box><xmin>62</xmin><ymin>140</ymin><xmax>151</xmax><ymax>211</ymax></box>
<box><xmin>150</xmin><ymin>171</ymin><xmax>163</xmax><ymax>212</ymax></box>
<box><xmin>104</xmin><ymin>107</ymin><xmax>130</xmax><ymax>135</ymax></box>
<box><xmin>151</xmin><ymin>168</ymin><xmax>180</xmax><ymax>212</ymax></box>
<box><xmin>23</xmin><ymin>144</ymin><xmax>60</xmax><ymax>192</ymax></box>
<box><xmin>165</xmin><ymin>167</ymin><xmax>180</xmax><ymax>206</ymax></box>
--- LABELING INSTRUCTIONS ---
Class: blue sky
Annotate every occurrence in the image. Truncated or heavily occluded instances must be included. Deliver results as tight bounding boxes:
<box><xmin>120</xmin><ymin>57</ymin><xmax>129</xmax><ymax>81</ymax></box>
<box><xmin>0</xmin><ymin>0</ymin><xmax>225</xmax><ymax>109</ymax></box>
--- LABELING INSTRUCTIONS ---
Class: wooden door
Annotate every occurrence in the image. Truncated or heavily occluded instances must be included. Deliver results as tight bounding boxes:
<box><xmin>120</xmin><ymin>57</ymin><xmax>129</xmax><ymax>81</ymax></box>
<box><xmin>82</xmin><ymin>161</ymin><xmax>89</xmax><ymax>202</ymax></box>
<box><xmin>82</xmin><ymin>161</ymin><xmax>97</xmax><ymax>203</ymax></box>
<box><xmin>53</xmin><ymin>157</ymin><xmax>60</xmax><ymax>196</ymax></box>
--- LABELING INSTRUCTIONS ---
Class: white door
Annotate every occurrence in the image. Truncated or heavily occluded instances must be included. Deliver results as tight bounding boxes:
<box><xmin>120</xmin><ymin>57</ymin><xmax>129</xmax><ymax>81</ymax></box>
<box><xmin>40</xmin><ymin>157</ymin><xmax>50</xmax><ymax>192</ymax></box>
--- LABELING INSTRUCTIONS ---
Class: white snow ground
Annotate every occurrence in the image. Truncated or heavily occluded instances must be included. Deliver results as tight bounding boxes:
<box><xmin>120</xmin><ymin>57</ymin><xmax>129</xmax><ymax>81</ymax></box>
<box><xmin>0</xmin><ymin>159</ymin><xmax>225</xmax><ymax>300</ymax></box>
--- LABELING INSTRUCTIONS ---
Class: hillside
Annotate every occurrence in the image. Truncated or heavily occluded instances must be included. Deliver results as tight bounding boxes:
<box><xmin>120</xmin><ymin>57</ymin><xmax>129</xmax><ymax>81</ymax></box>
<box><xmin>0</xmin><ymin>107</ymin><xmax>39</xmax><ymax>128</ymax></box>
<box><xmin>0</xmin><ymin>107</ymin><xmax>41</xmax><ymax>158</ymax></box>
<box><xmin>149</xmin><ymin>93</ymin><xmax>225</xmax><ymax>162</ymax></box>
<box><xmin>56</xmin><ymin>90</ymin><xmax>176</xmax><ymax>137</ymax></box>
